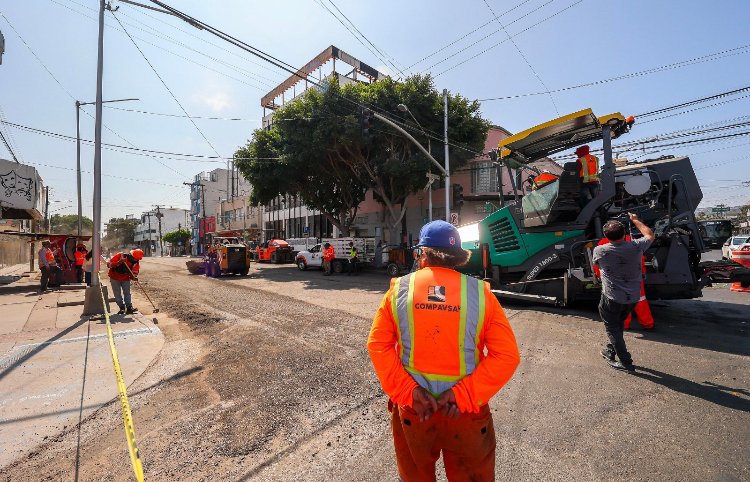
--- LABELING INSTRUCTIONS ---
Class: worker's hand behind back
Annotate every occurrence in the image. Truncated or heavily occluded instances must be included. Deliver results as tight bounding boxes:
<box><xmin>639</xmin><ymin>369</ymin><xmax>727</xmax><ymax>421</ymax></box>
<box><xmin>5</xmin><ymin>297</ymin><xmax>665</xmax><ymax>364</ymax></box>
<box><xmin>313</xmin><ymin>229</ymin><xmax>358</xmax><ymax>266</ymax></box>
<box><xmin>412</xmin><ymin>387</ymin><xmax>437</xmax><ymax>422</ymax></box>
<box><xmin>437</xmin><ymin>389</ymin><xmax>461</xmax><ymax>419</ymax></box>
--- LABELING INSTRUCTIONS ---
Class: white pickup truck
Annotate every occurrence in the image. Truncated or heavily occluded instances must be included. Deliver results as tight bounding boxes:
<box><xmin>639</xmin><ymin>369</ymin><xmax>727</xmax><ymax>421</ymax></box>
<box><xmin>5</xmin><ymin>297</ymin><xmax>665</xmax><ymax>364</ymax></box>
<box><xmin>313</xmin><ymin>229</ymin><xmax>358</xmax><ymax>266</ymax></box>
<box><xmin>295</xmin><ymin>237</ymin><xmax>380</xmax><ymax>273</ymax></box>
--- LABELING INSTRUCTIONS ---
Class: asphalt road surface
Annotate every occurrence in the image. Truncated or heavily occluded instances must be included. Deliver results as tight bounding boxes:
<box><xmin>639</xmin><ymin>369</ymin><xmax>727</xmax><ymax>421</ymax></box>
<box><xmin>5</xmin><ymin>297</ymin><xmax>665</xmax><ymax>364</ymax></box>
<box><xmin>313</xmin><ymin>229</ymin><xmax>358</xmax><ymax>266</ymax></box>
<box><xmin>4</xmin><ymin>252</ymin><xmax>748</xmax><ymax>481</ymax></box>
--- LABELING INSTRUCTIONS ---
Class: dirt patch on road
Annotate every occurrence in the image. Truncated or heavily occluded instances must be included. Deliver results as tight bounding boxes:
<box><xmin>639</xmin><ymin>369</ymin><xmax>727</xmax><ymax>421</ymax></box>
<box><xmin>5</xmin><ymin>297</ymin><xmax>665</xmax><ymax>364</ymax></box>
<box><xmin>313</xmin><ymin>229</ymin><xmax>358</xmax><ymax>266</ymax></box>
<box><xmin>3</xmin><ymin>264</ymin><xmax>386</xmax><ymax>481</ymax></box>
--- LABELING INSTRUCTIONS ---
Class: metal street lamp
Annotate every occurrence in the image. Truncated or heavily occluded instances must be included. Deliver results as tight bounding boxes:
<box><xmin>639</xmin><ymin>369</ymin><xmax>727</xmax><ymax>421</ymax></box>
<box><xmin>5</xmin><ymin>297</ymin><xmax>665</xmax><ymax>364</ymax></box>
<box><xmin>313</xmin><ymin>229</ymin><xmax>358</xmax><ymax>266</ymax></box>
<box><xmin>75</xmin><ymin>97</ymin><xmax>138</xmax><ymax>236</ymax></box>
<box><xmin>395</xmin><ymin>103</ymin><xmax>444</xmax><ymax>222</ymax></box>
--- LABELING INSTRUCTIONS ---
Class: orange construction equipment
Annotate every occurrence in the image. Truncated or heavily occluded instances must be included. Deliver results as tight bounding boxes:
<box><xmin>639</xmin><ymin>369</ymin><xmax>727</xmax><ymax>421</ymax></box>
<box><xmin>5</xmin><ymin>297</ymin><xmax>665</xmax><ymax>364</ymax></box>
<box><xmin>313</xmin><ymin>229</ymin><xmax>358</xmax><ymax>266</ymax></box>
<box><xmin>256</xmin><ymin>238</ymin><xmax>294</xmax><ymax>264</ymax></box>
<box><xmin>593</xmin><ymin>236</ymin><xmax>654</xmax><ymax>329</ymax></box>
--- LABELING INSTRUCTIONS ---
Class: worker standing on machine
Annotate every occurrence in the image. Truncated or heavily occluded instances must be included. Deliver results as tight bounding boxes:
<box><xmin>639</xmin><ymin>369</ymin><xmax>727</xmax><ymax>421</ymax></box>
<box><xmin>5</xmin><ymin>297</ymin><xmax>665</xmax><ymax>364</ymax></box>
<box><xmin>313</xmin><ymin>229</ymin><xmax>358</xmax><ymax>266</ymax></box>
<box><xmin>368</xmin><ymin>220</ymin><xmax>520</xmax><ymax>481</ymax></box>
<box><xmin>593</xmin><ymin>214</ymin><xmax>655</xmax><ymax>372</ymax></box>
<box><xmin>576</xmin><ymin>145</ymin><xmax>600</xmax><ymax>204</ymax></box>
<box><xmin>107</xmin><ymin>249</ymin><xmax>143</xmax><ymax>315</ymax></box>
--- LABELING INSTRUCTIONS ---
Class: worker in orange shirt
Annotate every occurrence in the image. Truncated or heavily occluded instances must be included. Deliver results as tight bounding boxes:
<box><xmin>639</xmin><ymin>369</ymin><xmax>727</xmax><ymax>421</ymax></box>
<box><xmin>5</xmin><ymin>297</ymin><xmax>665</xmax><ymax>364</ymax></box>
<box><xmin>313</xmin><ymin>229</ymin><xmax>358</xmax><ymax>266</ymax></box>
<box><xmin>575</xmin><ymin>144</ymin><xmax>600</xmax><ymax>204</ymax></box>
<box><xmin>593</xmin><ymin>236</ymin><xmax>654</xmax><ymax>330</ymax></box>
<box><xmin>74</xmin><ymin>243</ymin><xmax>88</xmax><ymax>283</ymax></box>
<box><xmin>531</xmin><ymin>170</ymin><xmax>559</xmax><ymax>190</ymax></box>
<box><xmin>322</xmin><ymin>242</ymin><xmax>335</xmax><ymax>276</ymax></box>
<box><xmin>108</xmin><ymin>249</ymin><xmax>143</xmax><ymax>315</ymax></box>
<box><xmin>368</xmin><ymin>220</ymin><xmax>520</xmax><ymax>482</ymax></box>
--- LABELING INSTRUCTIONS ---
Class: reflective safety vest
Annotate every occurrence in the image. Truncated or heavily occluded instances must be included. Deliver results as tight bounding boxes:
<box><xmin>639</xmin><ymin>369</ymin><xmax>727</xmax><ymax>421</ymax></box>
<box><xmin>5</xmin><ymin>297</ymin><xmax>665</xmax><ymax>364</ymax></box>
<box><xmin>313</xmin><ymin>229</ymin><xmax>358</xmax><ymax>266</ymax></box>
<box><xmin>578</xmin><ymin>154</ymin><xmax>600</xmax><ymax>184</ymax></box>
<box><xmin>390</xmin><ymin>269</ymin><xmax>488</xmax><ymax>396</ymax></box>
<box><xmin>45</xmin><ymin>249</ymin><xmax>57</xmax><ymax>266</ymax></box>
<box><xmin>532</xmin><ymin>172</ymin><xmax>559</xmax><ymax>189</ymax></box>
<box><xmin>323</xmin><ymin>246</ymin><xmax>335</xmax><ymax>261</ymax></box>
<box><xmin>75</xmin><ymin>250</ymin><xmax>86</xmax><ymax>266</ymax></box>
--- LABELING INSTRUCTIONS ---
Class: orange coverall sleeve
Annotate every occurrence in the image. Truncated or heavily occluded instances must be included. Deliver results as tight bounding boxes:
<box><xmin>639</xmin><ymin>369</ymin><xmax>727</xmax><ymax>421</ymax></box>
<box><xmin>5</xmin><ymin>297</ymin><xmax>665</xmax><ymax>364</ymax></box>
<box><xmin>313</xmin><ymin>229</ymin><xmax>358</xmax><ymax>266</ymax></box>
<box><xmin>451</xmin><ymin>285</ymin><xmax>520</xmax><ymax>413</ymax></box>
<box><xmin>367</xmin><ymin>280</ymin><xmax>419</xmax><ymax>408</ymax></box>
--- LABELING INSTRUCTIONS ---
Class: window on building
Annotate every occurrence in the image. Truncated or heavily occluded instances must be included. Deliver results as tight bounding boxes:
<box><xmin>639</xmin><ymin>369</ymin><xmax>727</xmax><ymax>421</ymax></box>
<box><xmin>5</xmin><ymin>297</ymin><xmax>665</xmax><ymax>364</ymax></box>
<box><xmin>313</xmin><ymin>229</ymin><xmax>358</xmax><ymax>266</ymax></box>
<box><xmin>471</xmin><ymin>162</ymin><xmax>499</xmax><ymax>193</ymax></box>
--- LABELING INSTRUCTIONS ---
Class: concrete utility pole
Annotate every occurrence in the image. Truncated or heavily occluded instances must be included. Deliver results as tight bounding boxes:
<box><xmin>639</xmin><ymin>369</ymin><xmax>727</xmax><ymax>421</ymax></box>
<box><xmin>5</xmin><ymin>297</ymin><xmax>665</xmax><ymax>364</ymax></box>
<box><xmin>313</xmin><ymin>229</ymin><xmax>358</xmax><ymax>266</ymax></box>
<box><xmin>154</xmin><ymin>205</ymin><xmax>164</xmax><ymax>256</ymax></box>
<box><xmin>444</xmin><ymin>89</ymin><xmax>450</xmax><ymax>223</ymax></box>
<box><xmin>90</xmin><ymin>0</ymin><xmax>105</xmax><ymax>288</ymax></box>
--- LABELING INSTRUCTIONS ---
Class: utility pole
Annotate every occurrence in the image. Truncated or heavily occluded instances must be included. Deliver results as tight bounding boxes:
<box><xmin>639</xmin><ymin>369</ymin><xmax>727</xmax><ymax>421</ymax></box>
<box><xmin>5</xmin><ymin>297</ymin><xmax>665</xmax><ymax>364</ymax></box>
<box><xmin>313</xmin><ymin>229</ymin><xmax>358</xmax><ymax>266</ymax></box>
<box><xmin>75</xmin><ymin>101</ymin><xmax>82</xmax><ymax>236</ymax></box>
<box><xmin>153</xmin><ymin>205</ymin><xmax>164</xmax><ymax>257</ymax></box>
<box><xmin>444</xmin><ymin>89</ymin><xmax>450</xmax><ymax>223</ymax></box>
<box><xmin>143</xmin><ymin>211</ymin><xmax>153</xmax><ymax>256</ymax></box>
<box><xmin>90</xmin><ymin>0</ymin><xmax>105</xmax><ymax>288</ymax></box>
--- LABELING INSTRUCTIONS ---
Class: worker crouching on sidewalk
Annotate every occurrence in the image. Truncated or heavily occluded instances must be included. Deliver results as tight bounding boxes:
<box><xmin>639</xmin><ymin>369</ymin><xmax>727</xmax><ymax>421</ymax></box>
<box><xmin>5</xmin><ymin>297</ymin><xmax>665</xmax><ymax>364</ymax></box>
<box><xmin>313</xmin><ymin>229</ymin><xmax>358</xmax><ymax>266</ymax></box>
<box><xmin>368</xmin><ymin>220</ymin><xmax>520</xmax><ymax>482</ymax></box>
<box><xmin>107</xmin><ymin>249</ymin><xmax>143</xmax><ymax>315</ymax></box>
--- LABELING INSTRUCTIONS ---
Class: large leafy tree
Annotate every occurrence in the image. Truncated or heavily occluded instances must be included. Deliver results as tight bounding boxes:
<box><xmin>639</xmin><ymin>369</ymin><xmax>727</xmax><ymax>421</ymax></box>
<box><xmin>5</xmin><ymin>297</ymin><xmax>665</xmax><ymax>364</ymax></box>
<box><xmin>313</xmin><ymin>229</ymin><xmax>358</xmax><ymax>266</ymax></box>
<box><xmin>235</xmin><ymin>74</ymin><xmax>489</xmax><ymax>238</ymax></box>
<box><xmin>49</xmin><ymin>214</ymin><xmax>93</xmax><ymax>234</ymax></box>
<box><xmin>103</xmin><ymin>217</ymin><xmax>138</xmax><ymax>248</ymax></box>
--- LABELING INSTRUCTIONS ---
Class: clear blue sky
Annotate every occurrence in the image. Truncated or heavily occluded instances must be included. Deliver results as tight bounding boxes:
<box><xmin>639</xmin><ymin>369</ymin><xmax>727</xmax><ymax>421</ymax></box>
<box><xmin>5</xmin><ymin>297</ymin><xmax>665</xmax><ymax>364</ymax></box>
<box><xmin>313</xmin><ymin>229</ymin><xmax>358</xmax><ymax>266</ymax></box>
<box><xmin>1</xmin><ymin>0</ymin><xmax>749</xmax><ymax>223</ymax></box>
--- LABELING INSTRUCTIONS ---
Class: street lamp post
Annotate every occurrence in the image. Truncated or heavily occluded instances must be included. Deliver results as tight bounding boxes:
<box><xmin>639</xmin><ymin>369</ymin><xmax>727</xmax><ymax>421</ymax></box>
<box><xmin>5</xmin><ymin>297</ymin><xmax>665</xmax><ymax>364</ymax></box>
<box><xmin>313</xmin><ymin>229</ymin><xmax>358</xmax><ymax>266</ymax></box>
<box><xmin>397</xmin><ymin>104</ymin><xmax>437</xmax><ymax>223</ymax></box>
<box><xmin>75</xmin><ymin>97</ymin><xmax>138</xmax><ymax>236</ymax></box>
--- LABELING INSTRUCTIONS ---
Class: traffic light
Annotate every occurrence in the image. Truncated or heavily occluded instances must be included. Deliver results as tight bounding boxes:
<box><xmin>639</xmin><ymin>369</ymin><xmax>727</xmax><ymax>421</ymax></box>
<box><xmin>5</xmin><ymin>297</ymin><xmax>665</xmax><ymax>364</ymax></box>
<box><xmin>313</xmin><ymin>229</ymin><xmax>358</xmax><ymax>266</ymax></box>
<box><xmin>452</xmin><ymin>183</ymin><xmax>464</xmax><ymax>210</ymax></box>
<box><xmin>360</xmin><ymin>108</ymin><xmax>375</xmax><ymax>143</ymax></box>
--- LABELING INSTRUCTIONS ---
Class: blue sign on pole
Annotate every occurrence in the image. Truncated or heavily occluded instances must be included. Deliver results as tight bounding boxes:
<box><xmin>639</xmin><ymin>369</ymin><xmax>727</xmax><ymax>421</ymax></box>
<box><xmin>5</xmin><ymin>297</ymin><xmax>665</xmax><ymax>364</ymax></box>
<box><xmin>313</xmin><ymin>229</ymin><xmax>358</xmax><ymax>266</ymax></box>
<box><xmin>303</xmin><ymin>226</ymin><xmax>310</xmax><ymax>234</ymax></box>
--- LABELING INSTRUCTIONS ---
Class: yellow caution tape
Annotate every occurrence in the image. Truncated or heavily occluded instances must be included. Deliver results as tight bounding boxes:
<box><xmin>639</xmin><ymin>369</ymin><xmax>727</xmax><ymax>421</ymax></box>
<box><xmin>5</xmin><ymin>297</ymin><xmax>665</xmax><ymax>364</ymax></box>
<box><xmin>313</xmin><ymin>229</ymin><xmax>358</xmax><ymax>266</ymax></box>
<box><xmin>97</xmin><ymin>275</ymin><xmax>145</xmax><ymax>482</ymax></box>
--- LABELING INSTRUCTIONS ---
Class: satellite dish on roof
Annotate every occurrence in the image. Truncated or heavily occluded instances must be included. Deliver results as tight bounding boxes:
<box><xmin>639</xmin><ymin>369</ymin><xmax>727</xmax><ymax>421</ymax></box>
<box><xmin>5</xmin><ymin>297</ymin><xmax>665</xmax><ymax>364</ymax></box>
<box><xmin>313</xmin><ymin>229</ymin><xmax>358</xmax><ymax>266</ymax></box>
<box><xmin>624</xmin><ymin>173</ymin><xmax>651</xmax><ymax>196</ymax></box>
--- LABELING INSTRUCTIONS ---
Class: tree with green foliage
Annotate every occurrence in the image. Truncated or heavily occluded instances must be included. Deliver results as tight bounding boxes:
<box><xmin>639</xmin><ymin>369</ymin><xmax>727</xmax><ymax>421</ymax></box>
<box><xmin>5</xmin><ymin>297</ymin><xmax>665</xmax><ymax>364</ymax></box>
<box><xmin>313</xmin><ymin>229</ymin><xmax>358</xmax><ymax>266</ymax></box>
<box><xmin>235</xmin><ymin>74</ymin><xmax>489</xmax><ymax>239</ymax></box>
<box><xmin>163</xmin><ymin>229</ymin><xmax>191</xmax><ymax>245</ymax></box>
<box><xmin>49</xmin><ymin>214</ymin><xmax>93</xmax><ymax>234</ymax></box>
<box><xmin>103</xmin><ymin>217</ymin><xmax>138</xmax><ymax>248</ymax></box>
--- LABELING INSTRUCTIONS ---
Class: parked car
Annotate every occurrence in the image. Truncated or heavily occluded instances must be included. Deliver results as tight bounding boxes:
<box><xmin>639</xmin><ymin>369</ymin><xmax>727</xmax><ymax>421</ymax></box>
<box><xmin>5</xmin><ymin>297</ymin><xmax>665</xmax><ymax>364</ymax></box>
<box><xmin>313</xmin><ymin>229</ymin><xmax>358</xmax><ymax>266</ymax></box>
<box><xmin>722</xmin><ymin>235</ymin><xmax>750</xmax><ymax>260</ymax></box>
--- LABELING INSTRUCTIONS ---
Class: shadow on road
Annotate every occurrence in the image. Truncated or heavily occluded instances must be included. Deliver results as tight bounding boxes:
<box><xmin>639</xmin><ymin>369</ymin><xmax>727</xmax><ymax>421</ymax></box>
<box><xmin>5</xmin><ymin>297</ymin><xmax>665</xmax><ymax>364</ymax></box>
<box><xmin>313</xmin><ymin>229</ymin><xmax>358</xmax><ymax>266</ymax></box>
<box><xmin>0</xmin><ymin>366</ymin><xmax>204</xmax><ymax>426</ymax></box>
<box><xmin>634</xmin><ymin>367</ymin><xmax>750</xmax><ymax>413</ymax></box>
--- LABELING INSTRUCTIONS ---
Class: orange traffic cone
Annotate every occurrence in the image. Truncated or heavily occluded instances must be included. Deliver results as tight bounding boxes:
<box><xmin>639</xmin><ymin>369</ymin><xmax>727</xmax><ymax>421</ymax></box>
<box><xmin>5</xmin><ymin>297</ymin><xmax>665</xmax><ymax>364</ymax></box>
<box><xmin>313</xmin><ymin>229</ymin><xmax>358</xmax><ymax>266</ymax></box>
<box><xmin>730</xmin><ymin>282</ymin><xmax>750</xmax><ymax>293</ymax></box>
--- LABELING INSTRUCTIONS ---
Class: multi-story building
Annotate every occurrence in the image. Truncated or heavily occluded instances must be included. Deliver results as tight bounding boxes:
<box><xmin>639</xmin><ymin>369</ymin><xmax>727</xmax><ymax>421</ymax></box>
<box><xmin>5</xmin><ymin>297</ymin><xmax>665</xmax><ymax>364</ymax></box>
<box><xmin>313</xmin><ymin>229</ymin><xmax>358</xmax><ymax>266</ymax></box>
<box><xmin>134</xmin><ymin>207</ymin><xmax>189</xmax><ymax>256</ymax></box>
<box><xmin>186</xmin><ymin>167</ymin><xmax>253</xmax><ymax>255</ymax></box>
<box><xmin>256</xmin><ymin>45</ymin><xmax>564</xmax><ymax>244</ymax></box>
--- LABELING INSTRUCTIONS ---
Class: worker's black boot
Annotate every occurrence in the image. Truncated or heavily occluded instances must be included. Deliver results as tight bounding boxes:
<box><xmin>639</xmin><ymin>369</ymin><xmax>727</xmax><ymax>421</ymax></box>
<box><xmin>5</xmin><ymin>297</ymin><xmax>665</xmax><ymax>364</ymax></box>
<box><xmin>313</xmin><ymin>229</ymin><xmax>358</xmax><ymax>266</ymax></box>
<box><xmin>600</xmin><ymin>344</ymin><xmax>616</xmax><ymax>361</ymax></box>
<box><xmin>126</xmin><ymin>305</ymin><xmax>138</xmax><ymax>315</ymax></box>
<box><xmin>116</xmin><ymin>305</ymin><xmax>126</xmax><ymax>315</ymax></box>
<box><xmin>607</xmin><ymin>359</ymin><xmax>636</xmax><ymax>373</ymax></box>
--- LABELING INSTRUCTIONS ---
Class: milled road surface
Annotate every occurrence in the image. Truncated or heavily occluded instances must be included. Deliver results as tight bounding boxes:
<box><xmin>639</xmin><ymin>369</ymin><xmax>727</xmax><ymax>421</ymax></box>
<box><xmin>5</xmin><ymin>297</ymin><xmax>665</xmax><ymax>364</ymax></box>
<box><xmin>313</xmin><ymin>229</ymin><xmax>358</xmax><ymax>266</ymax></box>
<box><xmin>3</xmin><ymin>254</ymin><xmax>748</xmax><ymax>481</ymax></box>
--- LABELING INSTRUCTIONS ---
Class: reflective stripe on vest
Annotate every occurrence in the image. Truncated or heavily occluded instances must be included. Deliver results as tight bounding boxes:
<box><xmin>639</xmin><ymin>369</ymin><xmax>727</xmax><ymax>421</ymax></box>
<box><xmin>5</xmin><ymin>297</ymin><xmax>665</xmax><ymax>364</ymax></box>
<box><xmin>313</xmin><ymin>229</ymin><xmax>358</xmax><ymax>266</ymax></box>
<box><xmin>580</xmin><ymin>154</ymin><xmax>600</xmax><ymax>183</ymax></box>
<box><xmin>391</xmin><ymin>272</ymin><xmax>487</xmax><ymax>396</ymax></box>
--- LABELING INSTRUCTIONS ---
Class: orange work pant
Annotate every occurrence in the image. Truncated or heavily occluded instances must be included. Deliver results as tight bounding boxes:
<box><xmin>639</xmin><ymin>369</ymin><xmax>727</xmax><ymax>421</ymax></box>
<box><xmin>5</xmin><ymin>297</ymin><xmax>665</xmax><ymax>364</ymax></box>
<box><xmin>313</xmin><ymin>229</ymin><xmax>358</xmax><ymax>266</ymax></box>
<box><xmin>390</xmin><ymin>401</ymin><xmax>496</xmax><ymax>482</ymax></box>
<box><xmin>624</xmin><ymin>281</ymin><xmax>654</xmax><ymax>329</ymax></box>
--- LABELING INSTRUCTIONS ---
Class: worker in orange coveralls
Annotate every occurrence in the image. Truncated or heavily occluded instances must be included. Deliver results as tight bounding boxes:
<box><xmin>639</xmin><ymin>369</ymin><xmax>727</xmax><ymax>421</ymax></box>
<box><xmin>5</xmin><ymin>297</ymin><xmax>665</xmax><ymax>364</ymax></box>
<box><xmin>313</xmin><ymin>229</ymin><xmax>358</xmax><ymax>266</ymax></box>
<box><xmin>594</xmin><ymin>236</ymin><xmax>654</xmax><ymax>330</ymax></box>
<box><xmin>367</xmin><ymin>220</ymin><xmax>521</xmax><ymax>482</ymax></box>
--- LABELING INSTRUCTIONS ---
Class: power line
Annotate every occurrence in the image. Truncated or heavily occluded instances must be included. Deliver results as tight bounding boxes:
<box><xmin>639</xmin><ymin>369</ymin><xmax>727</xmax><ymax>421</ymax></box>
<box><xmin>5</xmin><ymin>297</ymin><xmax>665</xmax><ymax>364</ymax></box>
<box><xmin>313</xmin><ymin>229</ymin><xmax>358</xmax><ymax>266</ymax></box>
<box><xmin>636</xmin><ymin>85</ymin><xmax>750</xmax><ymax>117</ymax></box>
<box><xmin>1</xmin><ymin>119</ymin><xmax>282</xmax><ymax>163</ymax></box>
<box><xmin>423</xmin><ymin>0</ymin><xmax>558</xmax><ymax>73</ymax></box>
<box><xmin>4</xmin><ymin>8</ymin><xmax>192</xmax><ymax>179</ymax></box>
<box><xmin>432</xmin><ymin>0</ymin><xmax>582</xmax><ymax>77</ymax></box>
<box><xmin>480</xmin><ymin>0</ymin><xmax>559</xmax><ymax>115</ymax></box>
<box><xmin>479</xmin><ymin>42</ymin><xmax>750</xmax><ymax>101</ymax></box>
<box><xmin>54</xmin><ymin>0</ymin><xmax>279</xmax><ymax>88</ymax></box>
<box><xmin>137</xmin><ymin>0</ymin><xmax>486</xmax><ymax>157</ymax></box>
<box><xmin>638</xmin><ymin>93</ymin><xmax>750</xmax><ymax>124</ymax></box>
<box><xmin>0</xmin><ymin>130</ymin><xmax>19</xmax><ymax>163</ymax></box>
<box><xmin>102</xmin><ymin>105</ymin><xmax>258</xmax><ymax>121</ymax></box>
<box><xmin>405</xmin><ymin>0</ymin><xmax>535</xmax><ymax>70</ymax></box>
<box><xmin>111</xmin><ymin>11</ymin><xmax>223</xmax><ymax>159</ymax></box>
<box><xmin>317</xmin><ymin>0</ymin><xmax>407</xmax><ymax>78</ymax></box>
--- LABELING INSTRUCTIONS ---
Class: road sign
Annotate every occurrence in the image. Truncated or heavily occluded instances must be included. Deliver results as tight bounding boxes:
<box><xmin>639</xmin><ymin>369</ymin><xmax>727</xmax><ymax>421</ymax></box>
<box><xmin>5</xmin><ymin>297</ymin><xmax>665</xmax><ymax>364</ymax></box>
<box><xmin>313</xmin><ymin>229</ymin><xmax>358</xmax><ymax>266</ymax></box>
<box><xmin>712</xmin><ymin>207</ymin><xmax>730</xmax><ymax>213</ymax></box>
<box><xmin>450</xmin><ymin>212</ymin><xmax>459</xmax><ymax>226</ymax></box>
<box><xmin>303</xmin><ymin>226</ymin><xmax>310</xmax><ymax>234</ymax></box>
<box><xmin>426</xmin><ymin>172</ymin><xmax>441</xmax><ymax>181</ymax></box>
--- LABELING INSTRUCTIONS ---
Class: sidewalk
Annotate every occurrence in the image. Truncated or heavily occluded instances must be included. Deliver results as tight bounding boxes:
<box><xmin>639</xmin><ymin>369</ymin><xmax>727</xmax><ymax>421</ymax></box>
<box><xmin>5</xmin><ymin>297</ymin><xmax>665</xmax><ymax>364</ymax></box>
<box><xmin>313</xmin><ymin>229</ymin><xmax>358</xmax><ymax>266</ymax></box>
<box><xmin>0</xmin><ymin>274</ymin><xmax>164</xmax><ymax>468</ymax></box>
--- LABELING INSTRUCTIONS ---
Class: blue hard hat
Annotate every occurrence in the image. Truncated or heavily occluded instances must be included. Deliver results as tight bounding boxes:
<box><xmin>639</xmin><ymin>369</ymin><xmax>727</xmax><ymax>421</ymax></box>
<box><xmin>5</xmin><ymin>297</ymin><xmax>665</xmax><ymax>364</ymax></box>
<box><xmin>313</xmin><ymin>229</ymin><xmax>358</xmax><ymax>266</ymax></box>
<box><xmin>417</xmin><ymin>220</ymin><xmax>461</xmax><ymax>249</ymax></box>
